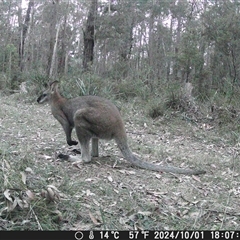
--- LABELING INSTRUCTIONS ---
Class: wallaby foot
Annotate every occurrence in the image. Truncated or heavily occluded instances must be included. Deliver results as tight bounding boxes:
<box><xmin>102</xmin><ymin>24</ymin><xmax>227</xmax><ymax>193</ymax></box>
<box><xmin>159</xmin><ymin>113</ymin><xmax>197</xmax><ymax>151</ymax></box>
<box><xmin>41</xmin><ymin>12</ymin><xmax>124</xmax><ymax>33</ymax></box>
<box><xmin>67</xmin><ymin>155</ymin><xmax>89</xmax><ymax>163</ymax></box>
<box><xmin>67</xmin><ymin>140</ymin><xmax>78</xmax><ymax>146</ymax></box>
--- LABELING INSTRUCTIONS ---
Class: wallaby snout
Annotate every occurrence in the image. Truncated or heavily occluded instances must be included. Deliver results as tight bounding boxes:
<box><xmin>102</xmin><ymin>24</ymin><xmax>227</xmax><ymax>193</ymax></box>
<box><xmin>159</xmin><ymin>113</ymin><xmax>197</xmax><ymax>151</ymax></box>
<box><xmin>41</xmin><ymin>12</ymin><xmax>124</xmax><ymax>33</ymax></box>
<box><xmin>37</xmin><ymin>93</ymin><xmax>48</xmax><ymax>103</ymax></box>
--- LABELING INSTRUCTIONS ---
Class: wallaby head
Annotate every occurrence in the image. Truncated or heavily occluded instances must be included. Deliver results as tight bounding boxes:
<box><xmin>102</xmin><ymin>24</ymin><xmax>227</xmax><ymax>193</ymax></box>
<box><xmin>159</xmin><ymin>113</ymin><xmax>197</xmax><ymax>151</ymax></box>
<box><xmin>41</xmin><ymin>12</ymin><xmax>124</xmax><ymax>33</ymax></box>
<box><xmin>37</xmin><ymin>81</ymin><xmax>59</xmax><ymax>104</ymax></box>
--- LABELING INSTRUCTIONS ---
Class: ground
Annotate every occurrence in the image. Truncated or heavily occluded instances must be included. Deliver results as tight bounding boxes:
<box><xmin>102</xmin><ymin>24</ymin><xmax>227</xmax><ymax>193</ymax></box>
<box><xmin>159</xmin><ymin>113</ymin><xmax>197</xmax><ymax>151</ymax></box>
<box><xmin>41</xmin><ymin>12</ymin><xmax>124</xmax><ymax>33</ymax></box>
<box><xmin>0</xmin><ymin>92</ymin><xmax>239</xmax><ymax>230</ymax></box>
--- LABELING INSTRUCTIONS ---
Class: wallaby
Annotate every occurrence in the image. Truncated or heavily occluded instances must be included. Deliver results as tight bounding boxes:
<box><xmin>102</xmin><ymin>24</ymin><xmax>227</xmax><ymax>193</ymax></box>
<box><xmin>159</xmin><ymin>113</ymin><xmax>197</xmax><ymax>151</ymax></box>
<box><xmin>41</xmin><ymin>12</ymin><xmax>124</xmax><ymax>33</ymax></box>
<box><xmin>37</xmin><ymin>81</ymin><xmax>206</xmax><ymax>175</ymax></box>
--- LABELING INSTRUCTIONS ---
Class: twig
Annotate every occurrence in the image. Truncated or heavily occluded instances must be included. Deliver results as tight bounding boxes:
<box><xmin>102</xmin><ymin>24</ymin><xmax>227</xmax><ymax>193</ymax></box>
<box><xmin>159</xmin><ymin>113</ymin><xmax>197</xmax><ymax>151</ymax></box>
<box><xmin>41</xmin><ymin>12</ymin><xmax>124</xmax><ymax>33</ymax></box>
<box><xmin>206</xmin><ymin>209</ymin><xmax>240</xmax><ymax>217</ymax></box>
<box><xmin>30</xmin><ymin>204</ymin><xmax>43</xmax><ymax>230</ymax></box>
<box><xmin>126</xmin><ymin>130</ymin><xmax>159</xmax><ymax>136</ymax></box>
<box><xmin>220</xmin><ymin>154</ymin><xmax>237</xmax><ymax>229</ymax></box>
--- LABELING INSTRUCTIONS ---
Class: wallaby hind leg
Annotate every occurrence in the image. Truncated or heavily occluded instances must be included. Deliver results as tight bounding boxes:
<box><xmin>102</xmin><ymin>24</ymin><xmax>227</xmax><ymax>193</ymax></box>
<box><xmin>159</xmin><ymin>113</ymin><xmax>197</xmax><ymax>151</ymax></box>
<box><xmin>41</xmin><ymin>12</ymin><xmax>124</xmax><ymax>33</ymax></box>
<box><xmin>74</xmin><ymin>108</ymin><xmax>99</xmax><ymax>161</ymax></box>
<box><xmin>75</xmin><ymin>126</ymin><xmax>91</xmax><ymax>163</ymax></box>
<box><xmin>79</xmin><ymin>138</ymin><xmax>91</xmax><ymax>162</ymax></box>
<box><xmin>91</xmin><ymin>138</ymin><xmax>99</xmax><ymax>157</ymax></box>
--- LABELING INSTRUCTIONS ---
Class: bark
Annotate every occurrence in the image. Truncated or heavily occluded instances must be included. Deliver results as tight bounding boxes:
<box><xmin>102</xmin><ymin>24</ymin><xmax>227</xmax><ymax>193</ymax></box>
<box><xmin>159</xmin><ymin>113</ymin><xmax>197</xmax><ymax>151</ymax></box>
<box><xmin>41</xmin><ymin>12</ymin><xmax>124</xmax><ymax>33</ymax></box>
<box><xmin>173</xmin><ymin>13</ymin><xmax>182</xmax><ymax>81</ymax></box>
<box><xmin>82</xmin><ymin>0</ymin><xmax>98</xmax><ymax>72</ymax></box>
<box><xmin>19</xmin><ymin>0</ymin><xmax>34</xmax><ymax>72</ymax></box>
<box><xmin>58</xmin><ymin>0</ymin><xmax>69</xmax><ymax>74</ymax></box>
<box><xmin>47</xmin><ymin>1</ymin><xmax>58</xmax><ymax>77</ymax></box>
<box><xmin>167</xmin><ymin>16</ymin><xmax>173</xmax><ymax>81</ymax></box>
<box><xmin>49</xmin><ymin>23</ymin><xmax>61</xmax><ymax>77</ymax></box>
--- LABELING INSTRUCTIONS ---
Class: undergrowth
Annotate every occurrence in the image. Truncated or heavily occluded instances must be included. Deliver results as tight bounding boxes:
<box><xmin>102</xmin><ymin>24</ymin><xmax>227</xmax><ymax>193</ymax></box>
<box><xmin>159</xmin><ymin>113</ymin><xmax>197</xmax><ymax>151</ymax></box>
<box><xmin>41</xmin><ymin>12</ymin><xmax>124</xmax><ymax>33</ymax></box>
<box><xmin>1</xmin><ymin>74</ymin><xmax>240</xmax><ymax>230</ymax></box>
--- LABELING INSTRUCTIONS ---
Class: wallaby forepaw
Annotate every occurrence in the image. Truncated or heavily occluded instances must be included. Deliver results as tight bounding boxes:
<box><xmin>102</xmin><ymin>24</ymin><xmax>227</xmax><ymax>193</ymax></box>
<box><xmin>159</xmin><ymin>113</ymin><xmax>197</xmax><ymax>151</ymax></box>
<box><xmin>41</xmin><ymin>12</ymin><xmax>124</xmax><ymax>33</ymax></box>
<box><xmin>72</xmin><ymin>149</ymin><xmax>81</xmax><ymax>154</ymax></box>
<box><xmin>67</xmin><ymin>140</ymin><xmax>78</xmax><ymax>146</ymax></box>
<box><xmin>57</xmin><ymin>153</ymin><xmax>69</xmax><ymax>161</ymax></box>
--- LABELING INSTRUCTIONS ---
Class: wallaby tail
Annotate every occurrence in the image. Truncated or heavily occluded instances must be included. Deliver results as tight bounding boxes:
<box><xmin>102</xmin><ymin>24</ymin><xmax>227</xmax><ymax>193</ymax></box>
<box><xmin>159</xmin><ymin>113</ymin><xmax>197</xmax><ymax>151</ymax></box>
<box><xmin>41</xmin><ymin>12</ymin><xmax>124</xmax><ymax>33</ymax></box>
<box><xmin>116</xmin><ymin>140</ymin><xmax>206</xmax><ymax>175</ymax></box>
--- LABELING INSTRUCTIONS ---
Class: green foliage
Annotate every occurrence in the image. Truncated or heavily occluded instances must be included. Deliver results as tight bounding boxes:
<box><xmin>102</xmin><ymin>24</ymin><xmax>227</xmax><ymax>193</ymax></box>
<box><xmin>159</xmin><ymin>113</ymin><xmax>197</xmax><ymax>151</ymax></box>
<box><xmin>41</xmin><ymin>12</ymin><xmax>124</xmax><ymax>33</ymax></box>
<box><xmin>146</xmin><ymin>83</ymin><xmax>183</xmax><ymax>119</ymax></box>
<box><xmin>60</xmin><ymin>73</ymin><xmax>115</xmax><ymax>99</ymax></box>
<box><xmin>114</xmin><ymin>77</ymin><xmax>151</xmax><ymax>100</ymax></box>
<box><xmin>24</xmin><ymin>72</ymin><xmax>51</xmax><ymax>97</ymax></box>
<box><xmin>0</xmin><ymin>72</ymin><xmax>8</xmax><ymax>90</ymax></box>
<box><xmin>203</xmin><ymin>0</ymin><xmax>240</xmax><ymax>89</ymax></box>
<box><xmin>0</xmin><ymin>44</ymin><xmax>20</xmax><ymax>89</ymax></box>
<box><xmin>147</xmin><ymin>98</ymin><xmax>165</xmax><ymax>119</ymax></box>
<box><xmin>165</xmin><ymin>92</ymin><xmax>183</xmax><ymax>111</ymax></box>
<box><xmin>28</xmin><ymin>72</ymin><xmax>49</xmax><ymax>86</ymax></box>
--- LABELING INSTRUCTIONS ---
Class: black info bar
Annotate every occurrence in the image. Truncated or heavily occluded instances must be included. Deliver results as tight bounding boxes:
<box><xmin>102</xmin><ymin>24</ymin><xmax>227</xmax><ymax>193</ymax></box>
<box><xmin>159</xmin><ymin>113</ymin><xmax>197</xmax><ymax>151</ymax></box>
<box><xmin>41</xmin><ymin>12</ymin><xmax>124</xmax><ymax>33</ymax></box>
<box><xmin>1</xmin><ymin>230</ymin><xmax>239</xmax><ymax>240</ymax></box>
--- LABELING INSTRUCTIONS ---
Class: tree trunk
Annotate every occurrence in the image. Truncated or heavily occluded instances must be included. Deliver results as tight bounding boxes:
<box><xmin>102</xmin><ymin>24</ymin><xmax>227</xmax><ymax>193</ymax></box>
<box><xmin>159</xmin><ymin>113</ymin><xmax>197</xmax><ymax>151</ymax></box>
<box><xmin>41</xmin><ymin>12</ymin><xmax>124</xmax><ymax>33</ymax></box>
<box><xmin>18</xmin><ymin>0</ymin><xmax>34</xmax><ymax>72</ymax></box>
<box><xmin>64</xmin><ymin>51</ymin><xmax>69</xmax><ymax>75</ymax></box>
<box><xmin>148</xmin><ymin>4</ymin><xmax>154</xmax><ymax>70</ymax></box>
<box><xmin>47</xmin><ymin>0</ymin><xmax>59</xmax><ymax>77</ymax></box>
<box><xmin>49</xmin><ymin>23</ymin><xmax>61</xmax><ymax>77</ymax></box>
<box><xmin>197</xmin><ymin>0</ymin><xmax>207</xmax><ymax>93</ymax></box>
<box><xmin>82</xmin><ymin>0</ymin><xmax>98</xmax><ymax>72</ymax></box>
<box><xmin>173</xmin><ymin>13</ymin><xmax>182</xmax><ymax>81</ymax></box>
<box><xmin>58</xmin><ymin>0</ymin><xmax>69</xmax><ymax>74</ymax></box>
<box><xmin>167</xmin><ymin>15</ymin><xmax>173</xmax><ymax>82</ymax></box>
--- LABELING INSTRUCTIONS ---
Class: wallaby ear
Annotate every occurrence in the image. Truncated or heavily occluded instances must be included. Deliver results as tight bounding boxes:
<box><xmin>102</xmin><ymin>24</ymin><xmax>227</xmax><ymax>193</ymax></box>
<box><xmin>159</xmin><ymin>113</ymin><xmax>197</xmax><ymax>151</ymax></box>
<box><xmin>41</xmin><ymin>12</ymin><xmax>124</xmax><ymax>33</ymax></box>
<box><xmin>49</xmin><ymin>81</ymin><xmax>59</xmax><ymax>92</ymax></box>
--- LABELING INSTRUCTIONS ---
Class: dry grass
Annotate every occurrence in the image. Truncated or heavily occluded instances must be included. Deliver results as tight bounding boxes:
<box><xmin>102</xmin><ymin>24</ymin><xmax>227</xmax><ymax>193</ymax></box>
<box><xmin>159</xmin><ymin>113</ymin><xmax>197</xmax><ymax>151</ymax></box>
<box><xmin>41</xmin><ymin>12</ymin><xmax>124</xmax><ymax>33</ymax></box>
<box><xmin>0</xmin><ymin>92</ymin><xmax>239</xmax><ymax>230</ymax></box>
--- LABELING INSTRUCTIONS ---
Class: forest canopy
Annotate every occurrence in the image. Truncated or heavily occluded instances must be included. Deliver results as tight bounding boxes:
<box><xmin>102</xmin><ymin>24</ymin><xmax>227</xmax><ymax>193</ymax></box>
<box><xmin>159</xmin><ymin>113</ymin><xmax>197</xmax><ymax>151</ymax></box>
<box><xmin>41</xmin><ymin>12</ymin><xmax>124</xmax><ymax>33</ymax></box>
<box><xmin>0</xmin><ymin>0</ymin><xmax>240</xmax><ymax>101</ymax></box>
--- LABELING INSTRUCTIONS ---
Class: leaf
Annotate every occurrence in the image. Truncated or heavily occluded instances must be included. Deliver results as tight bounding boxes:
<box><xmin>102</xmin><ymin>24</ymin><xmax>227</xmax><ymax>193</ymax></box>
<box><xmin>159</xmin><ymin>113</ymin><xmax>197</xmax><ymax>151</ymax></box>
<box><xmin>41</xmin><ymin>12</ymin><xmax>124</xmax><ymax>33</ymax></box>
<box><xmin>21</xmin><ymin>220</ymin><xmax>31</xmax><ymax>225</ymax></box>
<box><xmin>118</xmin><ymin>169</ymin><xmax>136</xmax><ymax>175</ymax></box>
<box><xmin>4</xmin><ymin>189</ymin><xmax>13</xmax><ymax>202</ymax></box>
<box><xmin>7</xmin><ymin>198</ymin><xmax>18</xmax><ymax>211</ymax></box>
<box><xmin>211</xmin><ymin>164</ymin><xmax>217</xmax><ymax>169</ymax></box>
<box><xmin>25</xmin><ymin>167</ymin><xmax>34</xmax><ymax>174</ymax></box>
<box><xmin>86</xmin><ymin>189</ymin><xmax>95</xmax><ymax>196</ymax></box>
<box><xmin>128</xmin><ymin>213</ymin><xmax>138</xmax><ymax>222</ymax></box>
<box><xmin>47</xmin><ymin>187</ymin><xmax>56</xmax><ymax>201</ymax></box>
<box><xmin>109</xmin><ymin>201</ymin><xmax>117</xmax><ymax>207</ymax></box>
<box><xmin>25</xmin><ymin>190</ymin><xmax>35</xmax><ymax>201</ymax></box>
<box><xmin>43</xmin><ymin>155</ymin><xmax>51</xmax><ymax>160</ymax></box>
<box><xmin>92</xmin><ymin>199</ymin><xmax>100</xmax><ymax>206</ymax></box>
<box><xmin>89</xmin><ymin>211</ymin><xmax>101</xmax><ymax>226</ymax></box>
<box><xmin>17</xmin><ymin>198</ymin><xmax>29</xmax><ymax>209</ymax></box>
<box><xmin>0</xmin><ymin>206</ymin><xmax>8</xmax><ymax>216</ymax></box>
<box><xmin>138</xmin><ymin>211</ymin><xmax>152</xmax><ymax>216</ymax></box>
<box><xmin>20</xmin><ymin>171</ymin><xmax>27</xmax><ymax>184</ymax></box>
<box><xmin>147</xmin><ymin>190</ymin><xmax>167</xmax><ymax>197</ymax></box>
<box><xmin>3</xmin><ymin>160</ymin><xmax>11</xmax><ymax>169</ymax></box>
<box><xmin>47</xmin><ymin>185</ymin><xmax>60</xmax><ymax>192</ymax></box>
<box><xmin>107</xmin><ymin>176</ymin><xmax>113</xmax><ymax>182</ymax></box>
<box><xmin>192</xmin><ymin>175</ymin><xmax>201</xmax><ymax>183</ymax></box>
<box><xmin>154</xmin><ymin>173</ymin><xmax>162</xmax><ymax>179</ymax></box>
<box><xmin>85</xmin><ymin>178</ymin><xmax>94</xmax><ymax>182</ymax></box>
<box><xmin>51</xmin><ymin>210</ymin><xmax>63</xmax><ymax>222</ymax></box>
<box><xmin>182</xmin><ymin>209</ymin><xmax>189</xmax><ymax>216</ymax></box>
<box><xmin>71</xmin><ymin>222</ymin><xmax>93</xmax><ymax>231</ymax></box>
